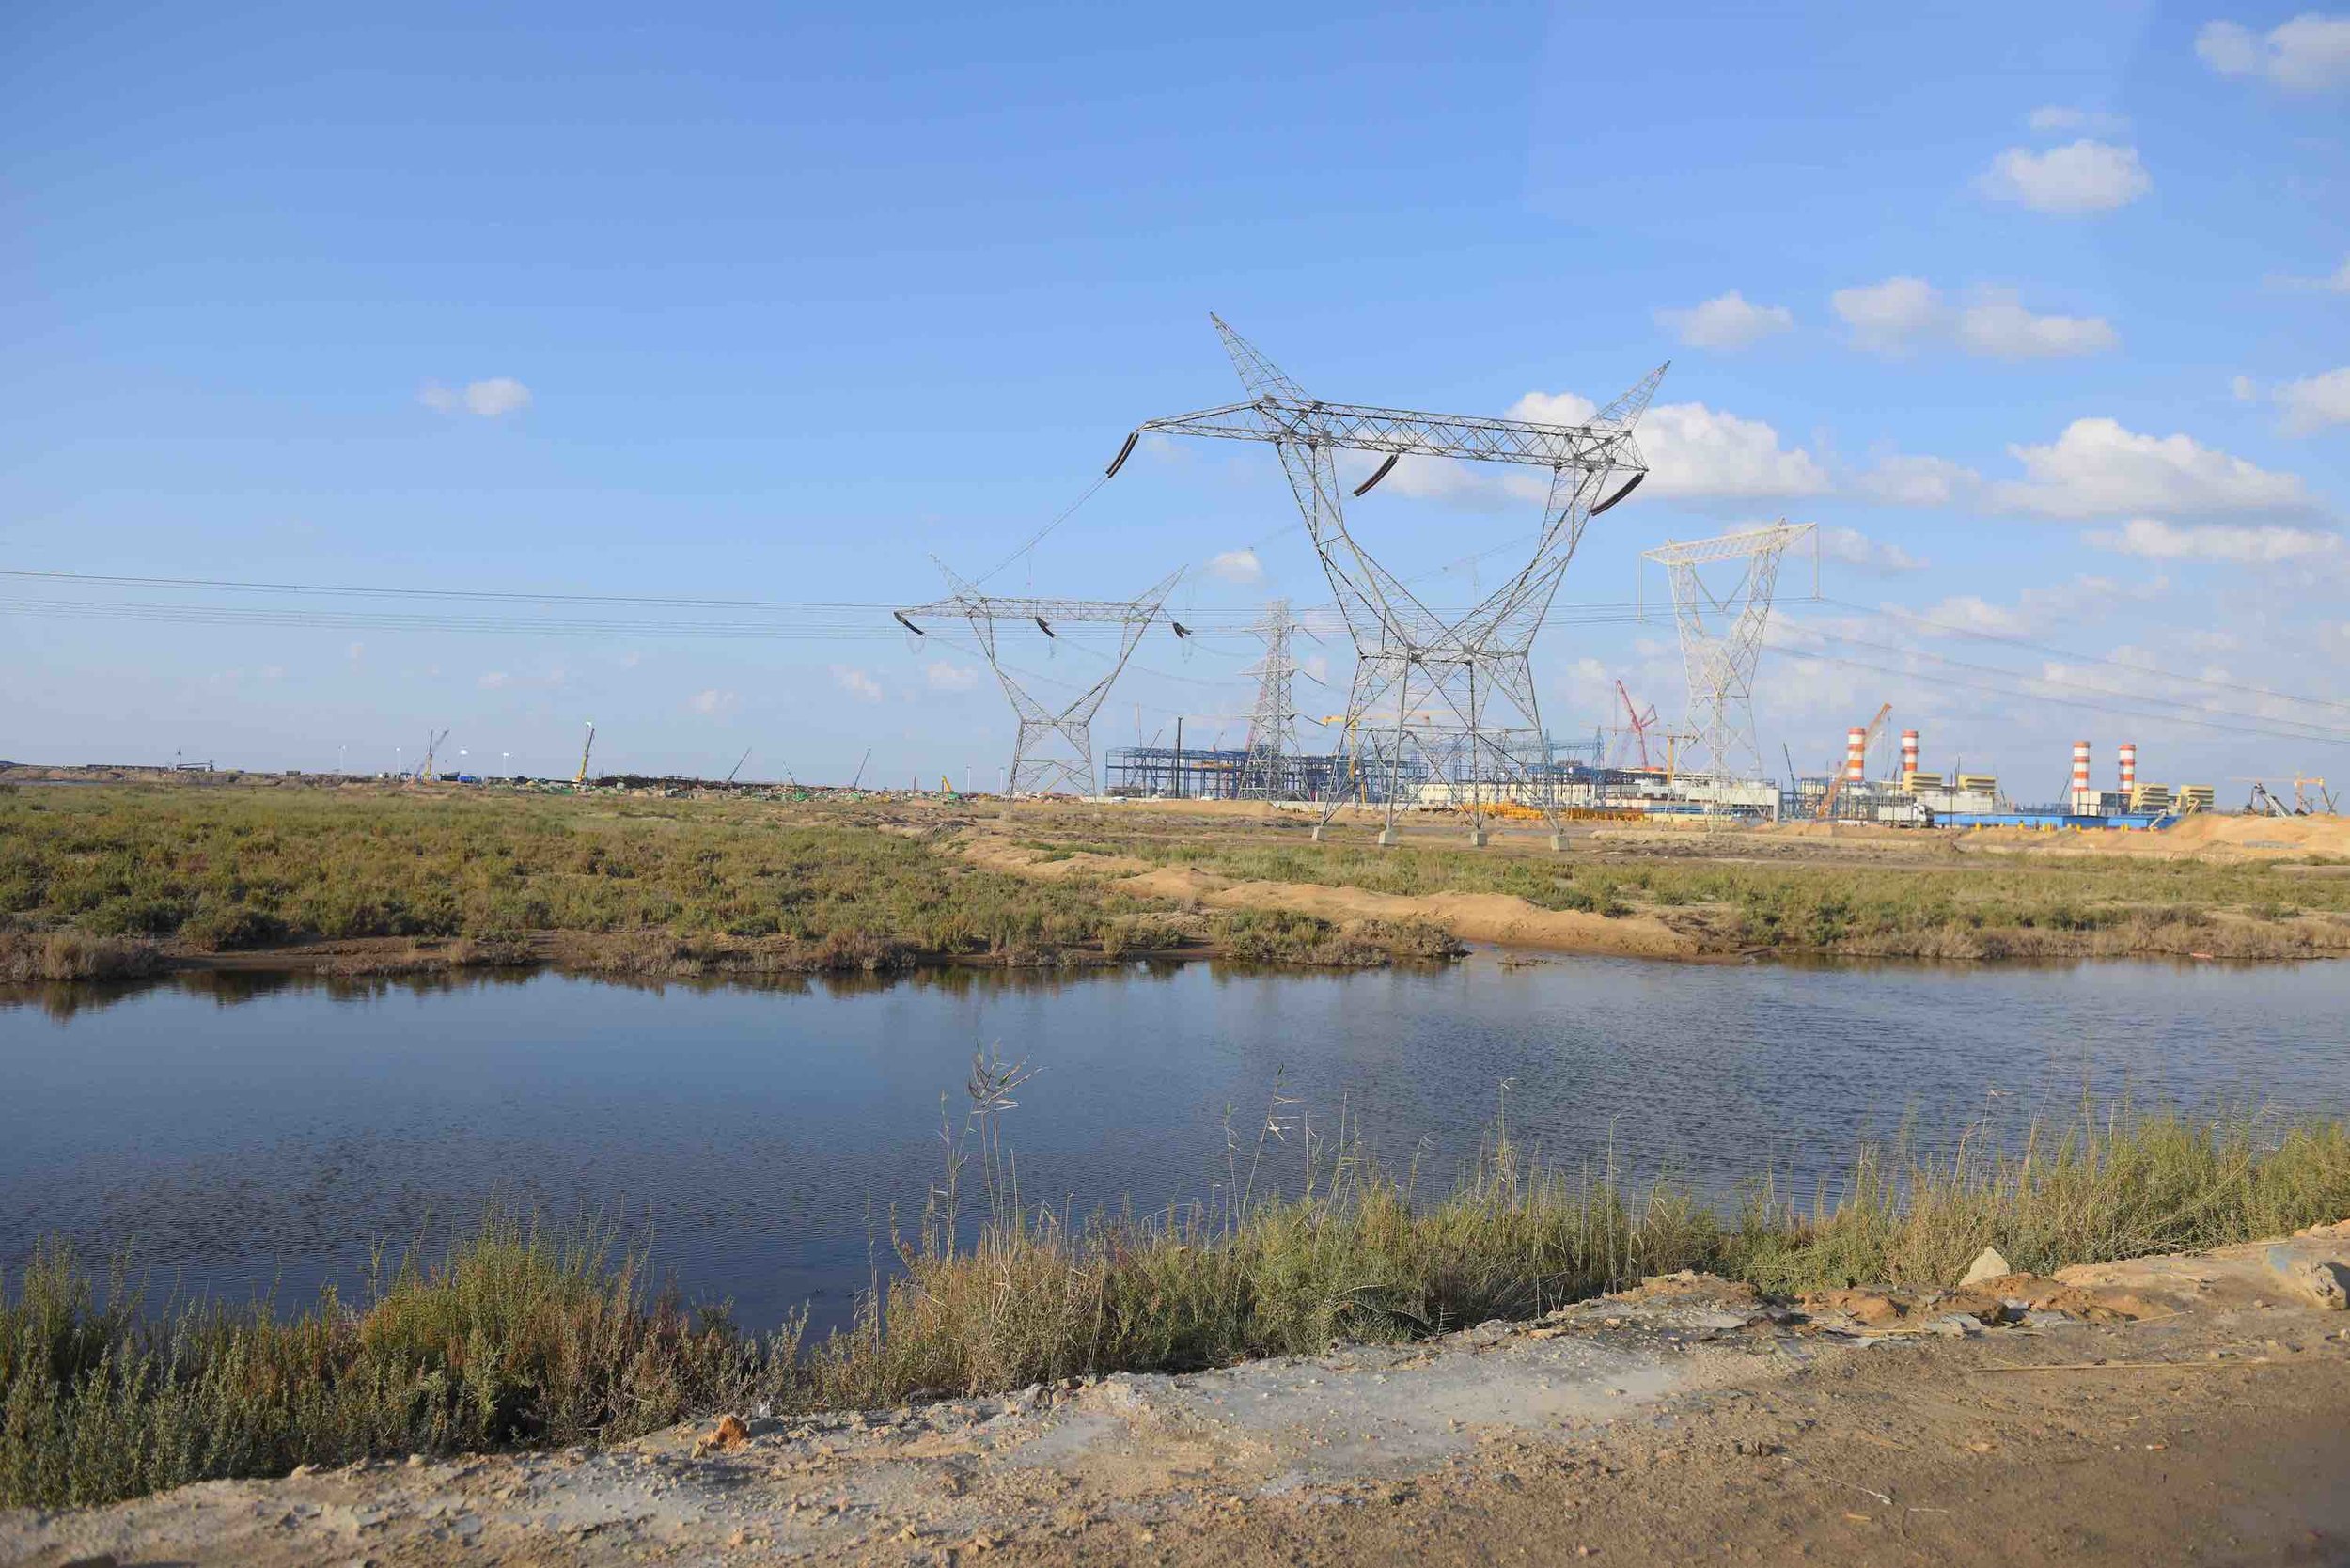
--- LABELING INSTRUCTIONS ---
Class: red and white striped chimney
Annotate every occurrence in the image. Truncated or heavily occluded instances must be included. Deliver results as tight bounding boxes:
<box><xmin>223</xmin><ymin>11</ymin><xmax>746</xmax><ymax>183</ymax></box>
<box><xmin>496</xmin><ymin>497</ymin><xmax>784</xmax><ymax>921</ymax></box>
<box><xmin>2071</xmin><ymin>740</ymin><xmax>2093</xmax><ymax>813</ymax></box>
<box><xmin>2118</xmin><ymin>742</ymin><xmax>2137</xmax><ymax>793</ymax></box>
<box><xmin>1846</xmin><ymin>727</ymin><xmax>1868</xmax><ymax>785</ymax></box>
<box><xmin>1901</xmin><ymin>729</ymin><xmax>1920</xmax><ymax>780</ymax></box>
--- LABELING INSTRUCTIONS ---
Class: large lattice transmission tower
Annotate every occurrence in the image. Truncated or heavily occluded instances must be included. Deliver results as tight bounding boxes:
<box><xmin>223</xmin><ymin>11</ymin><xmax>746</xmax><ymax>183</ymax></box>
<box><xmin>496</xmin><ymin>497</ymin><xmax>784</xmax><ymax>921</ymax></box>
<box><xmin>1236</xmin><ymin>599</ymin><xmax>1301</xmax><ymax>800</ymax></box>
<box><xmin>1641</xmin><ymin>522</ymin><xmax>1814</xmax><ymax>783</ymax></box>
<box><xmin>896</xmin><ymin>565</ymin><xmax>1181</xmax><ymax>797</ymax></box>
<box><xmin>1105</xmin><ymin>316</ymin><xmax>1664</xmax><ymax>846</ymax></box>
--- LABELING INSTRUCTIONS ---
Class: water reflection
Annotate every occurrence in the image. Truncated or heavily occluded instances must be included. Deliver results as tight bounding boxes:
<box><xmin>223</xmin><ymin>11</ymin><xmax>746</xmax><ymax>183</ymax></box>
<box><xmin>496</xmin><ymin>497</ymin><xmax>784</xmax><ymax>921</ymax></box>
<box><xmin>3</xmin><ymin>955</ymin><xmax>2344</xmax><ymax>1335</ymax></box>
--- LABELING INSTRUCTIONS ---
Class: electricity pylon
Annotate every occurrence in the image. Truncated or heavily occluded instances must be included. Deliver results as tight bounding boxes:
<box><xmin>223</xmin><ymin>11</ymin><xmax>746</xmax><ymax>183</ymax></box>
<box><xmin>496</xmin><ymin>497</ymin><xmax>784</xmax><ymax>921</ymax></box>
<box><xmin>897</xmin><ymin>565</ymin><xmax>1181</xmax><ymax>798</ymax></box>
<box><xmin>1641</xmin><ymin>521</ymin><xmax>1814</xmax><ymax>783</ymax></box>
<box><xmin>1236</xmin><ymin>599</ymin><xmax>1300</xmax><ymax>799</ymax></box>
<box><xmin>1106</xmin><ymin>315</ymin><xmax>1662</xmax><ymax>845</ymax></box>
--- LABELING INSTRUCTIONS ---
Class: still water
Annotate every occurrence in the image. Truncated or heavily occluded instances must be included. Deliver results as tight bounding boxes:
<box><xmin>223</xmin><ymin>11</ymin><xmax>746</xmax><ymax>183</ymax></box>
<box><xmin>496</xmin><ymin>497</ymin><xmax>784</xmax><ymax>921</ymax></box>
<box><xmin>5</xmin><ymin>954</ymin><xmax>2347</xmax><ymax>1332</ymax></box>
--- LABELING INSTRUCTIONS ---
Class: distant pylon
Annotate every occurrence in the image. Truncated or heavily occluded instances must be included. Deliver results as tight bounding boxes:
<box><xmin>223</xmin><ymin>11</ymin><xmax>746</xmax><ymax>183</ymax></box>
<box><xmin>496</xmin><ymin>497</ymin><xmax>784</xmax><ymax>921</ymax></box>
<box><xmin>1642</xmin><ymin>521</ymin><xmax>1814</xmax><ymax>783</ymax></box>
<box><xmin>1237</xmin><ymin>599</ymin><xmax>1301</xmax><ymax>799</ymax></box>
<box><xmin>895</xmin><ymin>564</ymin><xmax>1182</xmax><ymax>798</ymax></box>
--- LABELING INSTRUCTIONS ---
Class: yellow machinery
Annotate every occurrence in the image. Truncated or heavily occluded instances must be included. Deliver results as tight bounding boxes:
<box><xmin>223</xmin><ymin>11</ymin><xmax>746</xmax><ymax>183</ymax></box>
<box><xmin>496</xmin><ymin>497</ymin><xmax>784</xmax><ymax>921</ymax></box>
<box><xmin>575</xmin><ymin>721</ymin><xmax>596</xmax><ymax>785</ymax></box>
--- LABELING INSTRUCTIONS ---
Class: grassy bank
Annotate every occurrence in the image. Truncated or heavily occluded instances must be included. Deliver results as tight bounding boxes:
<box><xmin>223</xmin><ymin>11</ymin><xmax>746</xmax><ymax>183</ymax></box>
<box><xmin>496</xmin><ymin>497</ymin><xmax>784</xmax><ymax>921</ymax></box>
<box><xmin>8</xmin><ymin>1099</ymin><xmax>2346</xmax><ymax>1509</ymax></box>
<box><xmin>5</xmin><ymin>784</ymin><xmax>2347</xmax><ymax>972</ymax></box>
<box><xmin>0</xmin><ymin>787</ymin><xmax>1480</xmax><ymax>977</ymax></box>
<box><xmin>1022</xmin><ymin>820</ymin><xmax>2350</xmax><ymax>960</ymax></box>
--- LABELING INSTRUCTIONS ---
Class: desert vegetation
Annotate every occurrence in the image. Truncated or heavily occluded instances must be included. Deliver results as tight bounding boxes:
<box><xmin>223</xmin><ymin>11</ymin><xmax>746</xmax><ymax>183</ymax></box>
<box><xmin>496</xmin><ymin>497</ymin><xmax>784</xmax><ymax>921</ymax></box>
<box><xmin>8</xmin><ymin>1088</ymin><xmax>2346</xmax><ymax>1509</ymax></box>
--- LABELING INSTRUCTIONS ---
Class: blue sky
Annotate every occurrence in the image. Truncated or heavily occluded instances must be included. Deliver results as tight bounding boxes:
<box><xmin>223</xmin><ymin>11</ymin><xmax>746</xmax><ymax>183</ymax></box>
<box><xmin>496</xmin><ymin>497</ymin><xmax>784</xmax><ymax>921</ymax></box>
<box><xmin>3</xmin><ymin>1</ymin><xmax>2345</xmax><ymax>796</ymax></box>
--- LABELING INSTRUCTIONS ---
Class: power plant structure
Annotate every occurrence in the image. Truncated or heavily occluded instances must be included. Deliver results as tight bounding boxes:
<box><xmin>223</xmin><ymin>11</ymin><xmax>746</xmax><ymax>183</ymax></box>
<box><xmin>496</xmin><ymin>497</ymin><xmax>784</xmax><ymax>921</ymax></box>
<box><xmin>1104</xmin><ymin>315</ymin><xmax>1666</xmax><ymax>848</ymax></box>
<box><xmin>850</xmin><ymin>314</ymin><xmax>2284</xmax><ymax>837</ymax></box>
<box><xmin>1794</xmin><ymin>730</ymin><xmax>2216</xmax><ymax>829</ymax></box>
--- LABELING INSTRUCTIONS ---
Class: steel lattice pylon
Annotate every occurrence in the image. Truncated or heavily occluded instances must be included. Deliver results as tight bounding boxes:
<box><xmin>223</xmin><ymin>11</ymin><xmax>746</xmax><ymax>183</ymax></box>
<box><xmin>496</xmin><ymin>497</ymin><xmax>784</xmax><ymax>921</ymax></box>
<box><xmin>1108</xmin><ymin>316</ymin><xmax>1663</xmax><ymax>844</ymax></box>
<box><xmin>899</xmin><ymin>565</ymin><xmax>1181</xmax><ymax>798</ymax></box>
<box><xmin>1236</xmin><ymin>599</ymin><xmax>1301</xmax><ymax>800</ymax></box>
<box><xmin>1641</xmin><ymin>522</ymin><xmax>1814</xmax><ymax>783</ymax></box>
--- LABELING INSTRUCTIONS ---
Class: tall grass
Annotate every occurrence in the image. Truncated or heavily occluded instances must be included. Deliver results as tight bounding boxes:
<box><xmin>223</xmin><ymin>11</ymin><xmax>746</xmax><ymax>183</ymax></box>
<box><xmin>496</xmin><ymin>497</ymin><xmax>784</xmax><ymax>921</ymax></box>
<box><xmin>7</xmin><ymin>1093</ymin><xmax>2347</xmax><ymax>1509</ymax></box>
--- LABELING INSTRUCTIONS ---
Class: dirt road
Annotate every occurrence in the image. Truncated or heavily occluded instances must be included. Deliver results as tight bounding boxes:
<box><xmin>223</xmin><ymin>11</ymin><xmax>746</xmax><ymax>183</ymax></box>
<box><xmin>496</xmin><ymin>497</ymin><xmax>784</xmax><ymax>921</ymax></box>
<box><xmin>9</xmin><ymin>1227</ymin><xmax>2347</xmax><ymax>1567</ymax></box>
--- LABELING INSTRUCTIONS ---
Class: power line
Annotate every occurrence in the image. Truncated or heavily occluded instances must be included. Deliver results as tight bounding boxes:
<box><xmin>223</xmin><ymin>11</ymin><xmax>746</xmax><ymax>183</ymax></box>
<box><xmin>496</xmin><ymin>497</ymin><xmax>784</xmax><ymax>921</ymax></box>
<box><xmin>1777</xmin><ymin>619</ymin><xmax>2350</xmax><ymax>746</ymax></box>
<box><xmin>1818</xmin><ymin>595</ymin><xmax>2350</xmax><ymax>718</ymax></box>
<box><xmin>1764</xmin><ymin>640</ymin><xmax>2350</xmax><ymax>750</ymax></box>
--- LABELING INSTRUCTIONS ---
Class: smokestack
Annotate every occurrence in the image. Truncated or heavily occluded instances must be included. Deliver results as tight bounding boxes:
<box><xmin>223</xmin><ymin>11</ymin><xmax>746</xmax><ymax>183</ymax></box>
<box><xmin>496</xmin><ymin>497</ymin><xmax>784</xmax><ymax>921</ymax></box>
<box><xmin>1846</xmin><ymin>727</ymin><xmax>1867</xmax><ymax>785</ymax></box>
<box><xmin>2071</xmin><ymin>740</ymin><xmax>2093</xmax><ymax>814</ymax></box>
<box><xmin>2118</xmin><ymin>741</ymin><xmax>2137</xmax><ymax>793</ymax></box>
<box><xmin>1901</xmin><ymin>729</ymin><xmax>1919</xmax><ymax>780</ymax></box>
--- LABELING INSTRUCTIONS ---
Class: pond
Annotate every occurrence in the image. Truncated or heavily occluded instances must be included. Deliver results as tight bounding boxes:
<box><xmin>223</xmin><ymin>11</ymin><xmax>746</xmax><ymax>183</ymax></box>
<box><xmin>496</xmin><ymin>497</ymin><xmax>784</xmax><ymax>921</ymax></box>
<box><xmin>5</xmin><ymin>953</ymin><xmax>2345</xmax><ymax>1333</ymax></box>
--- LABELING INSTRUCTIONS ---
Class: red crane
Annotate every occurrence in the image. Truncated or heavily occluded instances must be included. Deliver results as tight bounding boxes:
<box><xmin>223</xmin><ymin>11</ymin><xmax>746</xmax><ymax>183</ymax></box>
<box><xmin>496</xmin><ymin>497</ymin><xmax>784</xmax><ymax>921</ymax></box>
<box><xmin>1607</xmin><ymin>681</ymin><xmax>1660</xmax><ymax>771</ymax></box>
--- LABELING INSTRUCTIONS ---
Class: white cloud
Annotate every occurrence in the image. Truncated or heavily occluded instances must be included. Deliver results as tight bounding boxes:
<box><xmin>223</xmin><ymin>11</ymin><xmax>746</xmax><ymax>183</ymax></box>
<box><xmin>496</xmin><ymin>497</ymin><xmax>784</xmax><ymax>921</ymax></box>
<box><xmin>1654</xmin><ymin>290</ymin><xmax>1795</xmax><ymax>350</ymax></box>
<box><xmin>1990</xmin><ymin>417</ymin><xmax>2310</xmax><ymax>518</ymax></box>
<box><xmin>347</xmin><ymin>641</ymin><xmax>365</xmax><ymax>664</ymax></box>
<box><xmin>478</xmin><ymin>670</ymin><xmax>511</xmax><ymax>690</ymax></box>
<box><xmin>2028</xmin><ymin>105</ymin><xmax>2129</xmax><ymax>133</ymax></box>
<box><xmin>2277</xmin><ymin>366</ymin><xmax>2350</xmax><ymax>434</ymax></box>
<box><xmin>1854</xmin><ymin>452</ymin><xmax>1981</xmax><ymax>507</ymax></box>
<box><xmin>1607</xmin><ymin>400</ymin><xmax>1830</xmax><ymax>500</ymax></box>
<box><xmin>1954</xmin><ymin>291</ymin><xmax>2119</xmax><ymax>358</ymax></box>
<box><xmin>827</xmin><ymin>666</ymin><xmax>883</xmax><ymax>703</ymax></box>
<box><xmin>2084</xmin><ymin>517</ymin><xmax>2342</xmax><ymax>564</ymax></box>
<box><xmin>687</xmin><ymin>687</ymin><xmax>740</xmax><ymax>716</ymax></box>
<box><xmin>1976</xmin><ymin>140</ymin><xmax>2152</xmax><ymax>214</ymax></box>
<box><xmin>2198</xmin><ymin>14</ymin><xmax>2350</xmax><ymax>91</ymax></box>
<box><xmin>2275</xmin><ymin>253</ymin><xmax>2350</xmax><ymax>292</ymax></box>
<box><xmin>1832</xmin><ymin>276</ymin><xmax>1942</xmax><ymax>354</ymax></box>
<box><xmin>1820</xmin><ymin>526</ymin><xmax>1927</xmax><ymax>573</ymax></box>
<box><xmin>1206</xmin><ymin>548</ymin><xmax>1265</xmax><ymax>584</ymax></box>
<box><xmin>1403</xmin><ymin>390</ymin><xmax>1825</xmax><ymax>509</ymax></box>
<box><xmin>1914</xmin><ymin>573</ymin><xmax>2168</xmax><ymax>639</ymax></box>
<box><xmin>924</xmin><ymin>659</ymin><xmax>979</xmax><ymax>693</ymax></box>
<box><xmin>2232</xmin><ymin>374</ymin><xmax>2259</xmax><ymax>401</ymax></box>
<box><xmin>418</xmin><ymin>377</ymin><xmax>533</xmax><ymax>418</ymax></box>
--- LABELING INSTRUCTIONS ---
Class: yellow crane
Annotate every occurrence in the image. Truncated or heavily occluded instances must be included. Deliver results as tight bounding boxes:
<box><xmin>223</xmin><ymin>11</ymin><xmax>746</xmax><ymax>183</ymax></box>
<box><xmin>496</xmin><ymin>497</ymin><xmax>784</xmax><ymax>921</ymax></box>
<box><xmin>575</xmin><ymin>721</ymin><xmax>596</xmax><ymax>785</ymax></box>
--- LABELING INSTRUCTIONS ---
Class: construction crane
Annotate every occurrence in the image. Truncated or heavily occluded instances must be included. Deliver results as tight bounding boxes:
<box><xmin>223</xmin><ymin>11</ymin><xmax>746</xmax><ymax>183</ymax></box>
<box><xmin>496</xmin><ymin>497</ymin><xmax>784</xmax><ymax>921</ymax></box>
<box><xmin>1606</xmin><ymin>681</ymin><xmax>1659</xmax><ymax>771</ymax></box>
<box><xmin>574</xmin><ymin>721</ymin><xmax>596</xmax><ymax>785</ymax></box>
<box><xmin>1814</xmin><ymin>703</ymin><xmax>1892</xmax><ymax>821</ymax></box>
<box><xmin>421</xmin><ymin>729</ymin><xmax>450</xmax><ymax>784</ymax></box>
<box><xmin>725</xmin><ymin>746</ymin><xmax>751</xmax><ymax>785</ymax></box>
